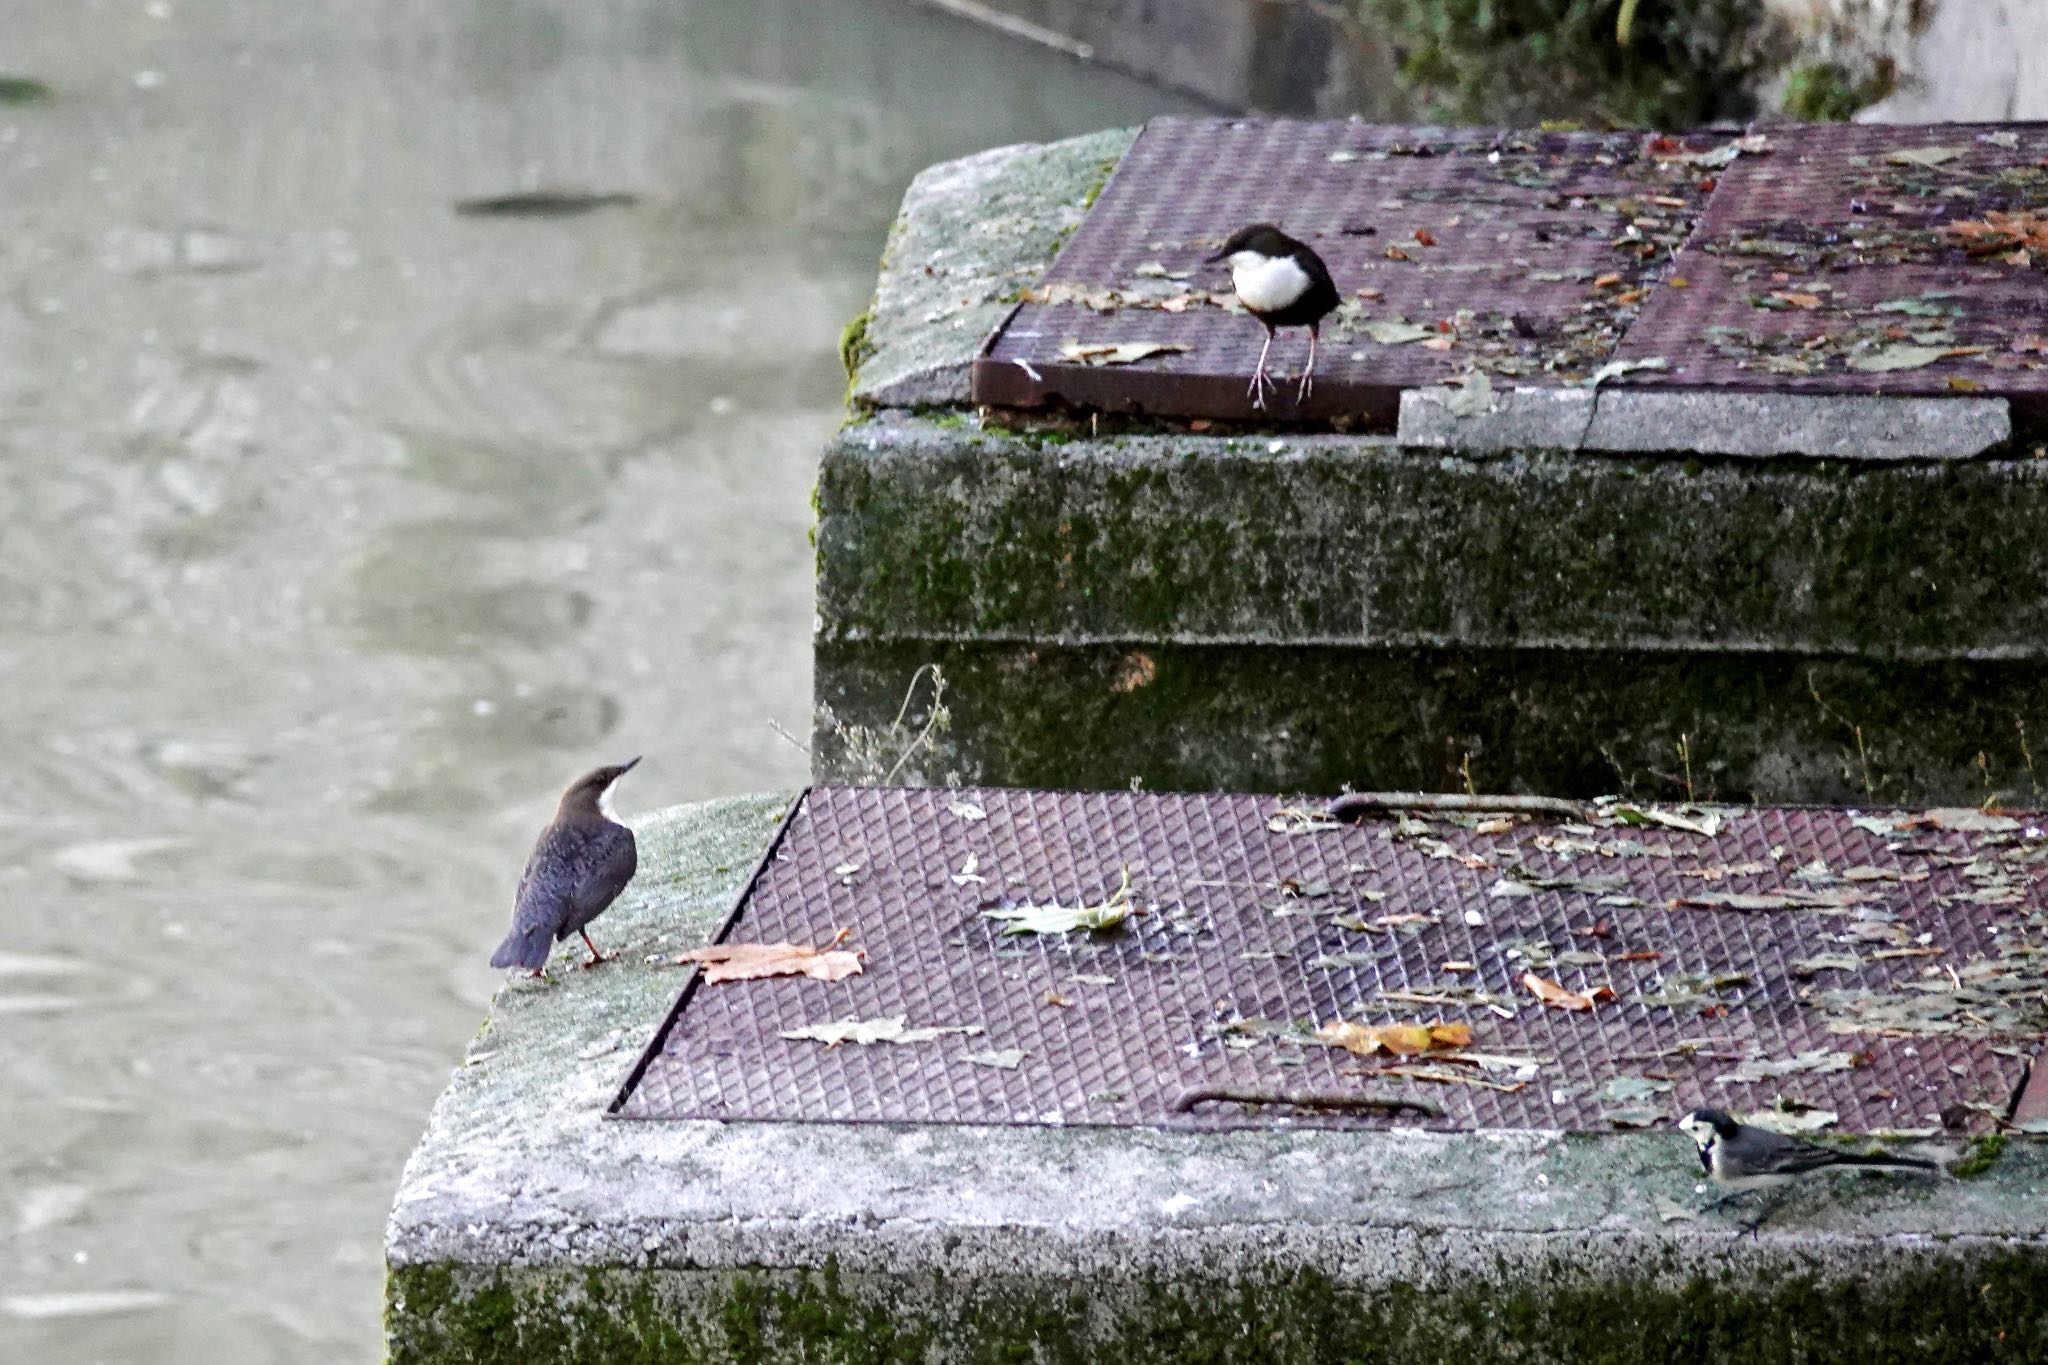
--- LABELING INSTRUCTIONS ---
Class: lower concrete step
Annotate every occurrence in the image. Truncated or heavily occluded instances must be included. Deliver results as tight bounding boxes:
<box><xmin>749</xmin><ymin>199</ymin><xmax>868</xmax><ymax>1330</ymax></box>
<box><xmin>385</xmin><ymin>791</ymin><xmax>2048</xmax><ymax>1364</ymax></box>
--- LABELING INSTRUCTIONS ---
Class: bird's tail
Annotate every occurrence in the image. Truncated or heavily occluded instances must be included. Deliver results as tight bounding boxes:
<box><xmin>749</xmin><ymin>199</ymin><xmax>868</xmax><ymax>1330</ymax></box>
<box><xmin>489</xmin><ymin>925</ymin><xmax>551</xmax><ymax>970</ymax></box>
<box><xmin>1833</xmin><ymin>1149</ymin><xmax>1939</xmax><ymax>1172</ymax></box>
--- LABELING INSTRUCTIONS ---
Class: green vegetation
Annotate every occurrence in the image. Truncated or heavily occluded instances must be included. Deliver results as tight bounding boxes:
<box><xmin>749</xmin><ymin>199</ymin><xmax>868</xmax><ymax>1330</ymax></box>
<box><xmin>1355</xmin><ymin>0</ymin><xmax>1773</xmax><ymax>127</ymax></box>
<box><xmin>389</xmin><ymin>1248</ymin><xmax>2048</xmax><ymax>1363</ymax></box>
<box><xmin>837</xmin><ymin>309</ymin><xmax>875</xmax><ymax>383</ymax></box>
<box><xmin>1078</xmin><ymin>154</ymin><xmax>1120</xmax><ymax>211</ymax></box>
<box><xmin>1781</xmin><ymin>61</ymin><xmax>1893</xmax><ymax>122</ymax></box>
<box><xmin>1952</xmin><ymin>1132</ymin><xmax>2009</xmax><ymax>1180</ymax></box>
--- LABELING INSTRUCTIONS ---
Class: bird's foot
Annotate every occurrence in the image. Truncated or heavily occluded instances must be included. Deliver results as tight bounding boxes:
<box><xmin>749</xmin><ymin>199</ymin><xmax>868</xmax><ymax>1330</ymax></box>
<box><xmin>1247</xmin><ymin>368</ymin><xmax>1276</xmax><ymax>410</ymax></box>
<box><xmin>1294</xmin><ymin>370</ymin><xmax>1315</xmax><ymax>404</ymax></box>
<box><xmin>526</xmin><ymin>968</ymin><xmax>550</xmax><ymax>981</ymax></box>
<box><xmin>577</xmin><ymin>950</ymin><xmax>618</xmax><ymax>970</ymax></box>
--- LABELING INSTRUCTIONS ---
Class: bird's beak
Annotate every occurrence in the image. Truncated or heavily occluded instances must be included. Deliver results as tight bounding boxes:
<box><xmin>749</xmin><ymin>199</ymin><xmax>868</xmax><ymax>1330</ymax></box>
<box><xmin>1203</xmin><ymin>247</ymin><xmax>1230</xmax><ymax>264</ymax></box>
<box><xmin>616</xmin><ymin>756</ymin><xmax>641</xmax><ymax>776</ymax></box>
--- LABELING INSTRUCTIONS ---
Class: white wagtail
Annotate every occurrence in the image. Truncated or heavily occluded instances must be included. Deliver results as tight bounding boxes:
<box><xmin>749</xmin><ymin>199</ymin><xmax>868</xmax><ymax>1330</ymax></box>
<box><xmin>1205</xmin><ymin>223</ymin><xmax>1339</xmax><ymax>409</ymax></box>
<box><xmin>1678</xmin><ymin>1107</ymin><xmax>1938</xmax><ymax>1222</ymax></box>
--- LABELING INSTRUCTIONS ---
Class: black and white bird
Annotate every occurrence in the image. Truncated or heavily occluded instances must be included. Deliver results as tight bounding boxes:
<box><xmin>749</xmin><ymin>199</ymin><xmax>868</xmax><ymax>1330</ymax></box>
<box><xmin>489</xmin><ymin>758</ymin><xmax>640</xmax><ymax>977</ymax></box>
<box><xmin>1678</xmin><ymin>1108</ymin><xmax>1938</xmax><ymax>1215</ymax></box>
<box><xmin>1206</xmin><ymin>223</ymin><xmax>1341</xmax><ymax>409</ymax></box>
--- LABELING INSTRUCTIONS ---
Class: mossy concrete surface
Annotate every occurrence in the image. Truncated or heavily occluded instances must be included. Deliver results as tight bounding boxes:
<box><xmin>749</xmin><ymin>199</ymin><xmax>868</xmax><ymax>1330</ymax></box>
<box><xmin>813</xmin><ymin>414</ymin><xmax>2048</xmax><ymax>802</ymax></box>
<box><xmin>847</xmin><ymin>127</ymin><xmax>1135</xmax><ymax>410</ymax></box>
<box><xmin>386</xmin><ymin>794</ymin><xmax>2048</xmax><ymax>1363</ymax></box>
<box><xmin>814</xmin><ymin>125</ymin><xmax>2048</xmax><ymax>802</ymax></box>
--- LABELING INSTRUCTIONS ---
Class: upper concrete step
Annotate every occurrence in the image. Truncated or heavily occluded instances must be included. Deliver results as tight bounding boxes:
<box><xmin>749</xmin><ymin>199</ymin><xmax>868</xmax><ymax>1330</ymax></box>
<box><xmin>819</xmin><ymin>125</ymin><xmax>2048</xmax><ymax>802</ymax></box>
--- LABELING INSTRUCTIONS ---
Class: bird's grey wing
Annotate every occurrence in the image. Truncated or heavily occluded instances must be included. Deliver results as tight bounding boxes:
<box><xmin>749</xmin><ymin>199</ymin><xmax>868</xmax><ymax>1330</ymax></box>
<box><xmin>563</xmin><ymin>824</ymin><xmax>637</xmax><ymax>931</ymax></box>
<box><xmin>510</xmin><ymin>827</ymin><xmax>583</xmax><ymax>935</ymax></box>
<box><xmin>1733</xmin><ymin>1128</ymin><xmax>1844</xmax><ymax>1176</ymax></box>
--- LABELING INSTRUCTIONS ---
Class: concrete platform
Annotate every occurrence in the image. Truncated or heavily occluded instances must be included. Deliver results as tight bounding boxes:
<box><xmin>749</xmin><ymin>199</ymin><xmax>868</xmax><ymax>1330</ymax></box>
<box><xmin>386</xmin><ymin>794</ymin><xmax>2048</xmax><ymax>1363</ymax></box>
<box><xmin>817</xmin><ymin>126</ymin><xmax>2048</xmax><ymax>802</ymax></box>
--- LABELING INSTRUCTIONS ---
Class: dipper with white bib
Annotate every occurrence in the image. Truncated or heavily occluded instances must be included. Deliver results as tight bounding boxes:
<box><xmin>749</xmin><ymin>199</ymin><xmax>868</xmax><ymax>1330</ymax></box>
<box><xmin>489</xmin><ymin>758</ymin><xmax>640</xmax><ymax>977</ymax></box>
<box><xmin>1206</xmin><ymin>223</ymin><xmax>1340</xmax><ymax>409</ymax></box>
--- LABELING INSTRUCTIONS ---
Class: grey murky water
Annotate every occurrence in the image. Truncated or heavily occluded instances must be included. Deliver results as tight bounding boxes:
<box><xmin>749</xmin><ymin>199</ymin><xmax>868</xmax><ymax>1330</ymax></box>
<box><xmin>0</xmin><ymin>3</ymin><xmax>1198</xmax><ymax>1358</ymax></box>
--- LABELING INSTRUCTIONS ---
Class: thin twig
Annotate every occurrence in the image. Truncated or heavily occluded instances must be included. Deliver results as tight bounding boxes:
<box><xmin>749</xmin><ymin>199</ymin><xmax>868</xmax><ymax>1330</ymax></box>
<box><xmin>766</xmin><ymin>718</ymin><xmax>811</xmax><ymax>756</ymax></box>
<box><xmin>1169</xmin><ymin>1086</ymin><xmax>1442</xmax><ymax>1117</ymax></box>
<box><xmin>1328</xmin><ymin>791</ymin><xmax>1585</xmax><ymax>822</ymax></box>
<box><xmin>881</xmin><ymin>664</ymin><xmax>947</xmax><ymax>785</ymax></box>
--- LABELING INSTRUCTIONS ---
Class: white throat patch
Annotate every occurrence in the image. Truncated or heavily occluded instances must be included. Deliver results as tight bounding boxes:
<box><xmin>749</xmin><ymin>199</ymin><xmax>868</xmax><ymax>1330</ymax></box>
<box><xmin>1228</xmin><ymin>250</ymin><xmax>1312</xmax><ymax>313</ymax></box>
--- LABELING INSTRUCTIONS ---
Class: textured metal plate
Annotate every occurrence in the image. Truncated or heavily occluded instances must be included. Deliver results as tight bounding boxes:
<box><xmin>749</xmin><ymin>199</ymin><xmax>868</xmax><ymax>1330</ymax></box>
<box><xmin>614</xmin><ymin>787</ymin><xmax>2046</xmax><ymax>1134</ymax></box>
<box><xmin>1614</xmin><ymin>122</ymin><xmax>2048</xmax><ymax>415</ymax></box>
<box><xmin>971</xmin><ymin>117</ymin><xmax>1717</xmax><ymax>427</ymax></box>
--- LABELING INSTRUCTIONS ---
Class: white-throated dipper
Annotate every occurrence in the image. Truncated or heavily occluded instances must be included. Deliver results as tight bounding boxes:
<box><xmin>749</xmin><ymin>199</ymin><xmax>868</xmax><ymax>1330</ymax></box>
<box><xmin>489</xmin><ymin>758</ymin><xmax>640</xmax><ymax>977</ymax></box>
<box><xmin>1206</xmin><ymin>223</ymin><xmax>1340</xmax><ymax>409</ymax></box>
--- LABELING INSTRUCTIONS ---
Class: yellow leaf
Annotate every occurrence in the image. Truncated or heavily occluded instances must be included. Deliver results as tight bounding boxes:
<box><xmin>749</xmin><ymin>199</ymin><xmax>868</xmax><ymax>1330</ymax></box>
<box><xmin>1314</xmin><ymin>1019</ymin><xmax>1474</xmax><ymax>1056</ymax></box>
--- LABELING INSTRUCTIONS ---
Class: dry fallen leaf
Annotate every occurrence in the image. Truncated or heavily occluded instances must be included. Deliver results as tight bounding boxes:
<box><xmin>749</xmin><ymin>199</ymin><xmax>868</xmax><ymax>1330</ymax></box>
<box><xmin>1377</xmin><ymin>1065</ymin><xmax>1527</xmax><ymax>1092</ymax></box>
<box><xmin>1887</xmin><ymin>145</ymin><xmax>1965</xmax><ymax>168</ymax></box>
<box><xmin>1058</xmin><ymin>340</ymin><xmax>1192</xmax><ymax>367</ymax></box>
<box><xmin>1521</xmin><ymin>972</ymin><xmax>1615</xmax><ymax>1011</ymax></box>
<box><xmin>984</xmin><ymin>866</ymin><xmax>1136</xmax><ymax>936</ymax></box>
<box><xmin>676</xmin><ymin>940</ymin><xmax>864</xmax><ymax>984</ymax></box>
<box><xmin>779</xmin><ymin>1015</ymin><xmax>983</xmax><ymax>1047</ymax></box>
<box><xmin>1361</xmin><ymin>320</ymin><xmax>1435</xmax><ymax>345</ymax></box>
<box><xmin>1314</xmin><ymin>1019</ymin><xmax>1473</xmax><ymax>1057</ymax></box>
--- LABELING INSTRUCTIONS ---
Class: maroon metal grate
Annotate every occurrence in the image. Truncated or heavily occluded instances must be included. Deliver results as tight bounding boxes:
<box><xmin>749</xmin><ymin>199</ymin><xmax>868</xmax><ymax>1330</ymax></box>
<box><xmin>971</xmin><ymin>117</ymin><xmax>2048</xmax><ymax>427</ymax></box>
<box><xmin>613</xmin><ymin>787</ymin><xmax>2047</xmax><ymax>1134</ymax></box>
<box><xmin>1614</xmin><ymin>122</ymin><xmax>2048</xmax><ymax>417</ymax></box>
<box><xmin>971</xmin><ymin>117</ymin><xmax>1718</xmax><ymax>427</ymax></box>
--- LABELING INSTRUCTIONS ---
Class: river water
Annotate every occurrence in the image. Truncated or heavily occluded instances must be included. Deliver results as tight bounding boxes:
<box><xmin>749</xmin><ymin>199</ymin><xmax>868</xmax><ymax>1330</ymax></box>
<box><xmin>0</xmin><ymin>3</ymin><xmax>1197</xmax><ymax>1358</ymax></box>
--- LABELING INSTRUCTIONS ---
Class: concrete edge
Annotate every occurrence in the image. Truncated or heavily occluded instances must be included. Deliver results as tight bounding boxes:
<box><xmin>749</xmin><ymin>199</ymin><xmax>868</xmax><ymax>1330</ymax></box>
<box><xmin>848</xmin><ymin>127</ymin><xmax>1138</xmax><ymax>410</ymax></box>
<box><xmin>385</xmin><ymin>790</ymin><xmax>2048</xmax><ymax>1360</ymax></box>
<box><xmin>1399</xmin><ymin>385</ymin><xmax>2013</xmax><ymax>459</ymax></box>
<box><xmin>388</xmin><ymin>793</ymin><xmax>2045</xmax><ymax>1282</ymax></box>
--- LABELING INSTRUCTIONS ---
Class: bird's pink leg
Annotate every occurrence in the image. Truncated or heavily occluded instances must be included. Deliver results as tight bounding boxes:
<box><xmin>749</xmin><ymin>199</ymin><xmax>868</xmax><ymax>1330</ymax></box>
<box><xmin>1248</xmin><ymin>328</ymin><xmax>1276</xmax><ymax>409</ymax></box>
<box><xmin>1296</xmin><ymin>324</ymin><xmax>1319</xmax><ymax>403</ymax></box>
<box><xmin>578</xmin><ymin>929</ymin><xmax>617</xmax><ymax>968</ymax></box>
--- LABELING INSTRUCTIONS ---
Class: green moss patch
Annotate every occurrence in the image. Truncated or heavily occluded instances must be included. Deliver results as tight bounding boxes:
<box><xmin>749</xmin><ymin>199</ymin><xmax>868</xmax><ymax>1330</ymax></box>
<box><xmin>389</xmin><ymin>1247</ymin><xmax>2048</xmax><ymax>1364</ymax></box>
<box><xmin>1953</xmin><ymin>1133</ymin><xmax>2010</xmax><ymax>1180</ymax></box>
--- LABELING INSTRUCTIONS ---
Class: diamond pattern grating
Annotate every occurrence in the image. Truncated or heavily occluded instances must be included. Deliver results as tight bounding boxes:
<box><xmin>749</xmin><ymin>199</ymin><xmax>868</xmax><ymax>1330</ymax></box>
<box><xmin>970</xmin><ymin>117</ymin><xmax>2048</xmax><ymax>426</ymax></box>
<box><xmin>972</xmin><ymin>117</ymin><xmax>1719</xmax><ymax>426</ymax></box>
<box><xmin>1610</xmin><ymin>122</ymin><xmax>2048</xmax><ymax>415</ymax></box>
<box><xmin>613</xmin><ymin>787</ymin><xmax>2047</xmax><ymax>1135</ymax></box>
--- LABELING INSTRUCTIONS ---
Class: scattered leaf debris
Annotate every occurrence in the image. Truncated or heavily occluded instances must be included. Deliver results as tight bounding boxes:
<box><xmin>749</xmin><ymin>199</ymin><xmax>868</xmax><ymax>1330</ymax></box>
<box><xmin>984</xmin><ymin>867</ymin><xmax>1136</xmax><ymax>936</ymax></box>
<box><xmin>780</xmin><ymin>1015</ymin><xmax>984</xmax><ymax>1047</ymax></box>
<box><xmin>1058</xmin><ymin>339</ymin><xmax>1192</xmax><ymax>367</ymax></box>
<box><xmin>675</xmin><ymin>937</ymin><xmax>864</xmax><ymax>984</ymax></box>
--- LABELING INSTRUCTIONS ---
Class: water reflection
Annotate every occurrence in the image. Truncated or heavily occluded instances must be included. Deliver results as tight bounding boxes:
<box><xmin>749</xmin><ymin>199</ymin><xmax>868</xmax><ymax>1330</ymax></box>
<box><xmin>0</xmin><ymin>1</ymin><xmax>1201</xmax><ymax>1358</ymax></box>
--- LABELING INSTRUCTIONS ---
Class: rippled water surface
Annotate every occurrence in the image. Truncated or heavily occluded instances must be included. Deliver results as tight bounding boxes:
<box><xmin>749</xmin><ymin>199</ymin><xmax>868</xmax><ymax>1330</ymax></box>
<box><xmin>0</xmin><ymin>3</ymin><xmax>1196</xmax><ymax>1358</ymax></box>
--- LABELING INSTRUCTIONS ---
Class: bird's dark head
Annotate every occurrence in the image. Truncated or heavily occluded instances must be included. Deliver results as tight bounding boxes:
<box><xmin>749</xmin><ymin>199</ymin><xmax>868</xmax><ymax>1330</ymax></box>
<box><xmin>561</xmin><ymin>757</ymin><xmax>639</xmax><ymax>819</ymax></box>
<box><xmin>1205</xmin><ymin>222</ymin><xmax>1297</xmax><ymax>265</ymax></box>
<box><xmin>1678</xmin><ymin>1108</ymin><xmax>1736</xmax><ymax>1148</ymax></box>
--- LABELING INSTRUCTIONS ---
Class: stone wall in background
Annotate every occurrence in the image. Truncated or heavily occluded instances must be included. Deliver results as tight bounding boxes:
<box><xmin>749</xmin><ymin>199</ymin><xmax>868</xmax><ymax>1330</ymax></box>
<box><xmin>926</xmin><ymin>0</ymin><xmax>2046</xmax><ymax>126</ymax></box>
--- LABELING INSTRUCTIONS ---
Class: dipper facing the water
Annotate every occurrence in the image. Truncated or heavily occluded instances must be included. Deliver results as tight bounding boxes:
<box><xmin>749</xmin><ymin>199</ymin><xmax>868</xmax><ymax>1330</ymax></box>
<box><xmin>490</xmin><ymin>758</ymin><xmax>640</xmax><ymax>976</ymax></box>
<box><xmin>1206</xmin><ymin>223</ymin><xmax>1340</xmax><ymax>409</ymax></box>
